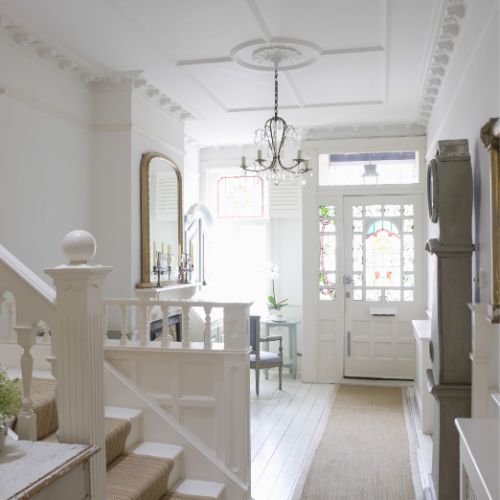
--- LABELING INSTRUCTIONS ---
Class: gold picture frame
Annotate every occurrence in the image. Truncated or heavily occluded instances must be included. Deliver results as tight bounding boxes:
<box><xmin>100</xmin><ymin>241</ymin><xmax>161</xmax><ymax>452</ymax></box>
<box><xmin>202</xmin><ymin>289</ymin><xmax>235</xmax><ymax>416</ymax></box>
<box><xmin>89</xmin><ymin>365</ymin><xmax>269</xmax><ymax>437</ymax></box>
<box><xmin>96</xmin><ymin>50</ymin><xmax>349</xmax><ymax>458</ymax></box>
<box><xmin>480</xmin><ymin>118</ymin><xmax>500</xmax><ymax>322</ymax></box>
<box><xmin>138</xmin><ymin>152</ymin><xmax>183</xmax><ymax>288</ymax></box>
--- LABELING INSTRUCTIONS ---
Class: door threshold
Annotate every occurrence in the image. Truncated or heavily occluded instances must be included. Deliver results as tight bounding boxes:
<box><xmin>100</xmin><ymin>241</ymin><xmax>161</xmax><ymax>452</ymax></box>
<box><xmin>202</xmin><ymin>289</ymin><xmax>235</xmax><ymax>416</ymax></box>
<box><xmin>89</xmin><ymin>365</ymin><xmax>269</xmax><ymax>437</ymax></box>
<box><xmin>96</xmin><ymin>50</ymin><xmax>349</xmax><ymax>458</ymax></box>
<box><xmin>341</xmin><ymin>376</ymin><xmax>414</xmax><ymax>387</ymax></box>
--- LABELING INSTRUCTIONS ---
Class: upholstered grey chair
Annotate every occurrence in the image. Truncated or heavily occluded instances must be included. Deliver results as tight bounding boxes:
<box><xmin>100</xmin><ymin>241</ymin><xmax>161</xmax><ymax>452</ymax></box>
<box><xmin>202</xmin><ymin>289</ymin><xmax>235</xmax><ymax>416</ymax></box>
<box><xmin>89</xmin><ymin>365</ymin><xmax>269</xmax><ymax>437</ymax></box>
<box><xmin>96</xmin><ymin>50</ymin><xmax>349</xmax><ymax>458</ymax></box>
<box><xmin>250</xmin><ymin>315</ymin><xmax>283</xmax><ymax>396</ymax></box>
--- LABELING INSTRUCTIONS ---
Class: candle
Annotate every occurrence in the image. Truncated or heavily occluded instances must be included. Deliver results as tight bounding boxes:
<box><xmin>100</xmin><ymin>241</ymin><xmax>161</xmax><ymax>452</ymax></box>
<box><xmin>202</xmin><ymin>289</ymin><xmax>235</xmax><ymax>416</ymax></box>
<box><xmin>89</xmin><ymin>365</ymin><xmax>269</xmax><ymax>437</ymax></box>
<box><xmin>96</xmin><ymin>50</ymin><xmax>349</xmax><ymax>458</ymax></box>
<box><xmin>167</xmin><ymin>244</ymin><xmax>172</xmax><ymax>256</ymax></box>
<box><xmin>257</xmin><ymin>149</ymin><xmax>262</xmax><ymax>160</ymax></box>
<box><xmin>153</xmin><ymin>240</ymin><xmax>157</xmax><ymax>264</ymax></box>
<box><xmin>241</xmin><ymin>155</ymin><xmax>246</xmax><ymax>167</ymax></box>
<box><xmin>161</xmin><ymin>242</ymin><xmax>165</xmax><ymax>254</ymax></box>
<box><xmin>178</xmin><ymin>244</ymin><xmax>182</xmax><ymax>265</ymax></box>
<box><xmin>190</xmin><ymin>242</ymin><xmax>194</xmax><ymax>259</ymax></box>
<box><xmin>297</xmin><ymin>150</ymin><xmax>302</xmax><ymax>159</ymax></box>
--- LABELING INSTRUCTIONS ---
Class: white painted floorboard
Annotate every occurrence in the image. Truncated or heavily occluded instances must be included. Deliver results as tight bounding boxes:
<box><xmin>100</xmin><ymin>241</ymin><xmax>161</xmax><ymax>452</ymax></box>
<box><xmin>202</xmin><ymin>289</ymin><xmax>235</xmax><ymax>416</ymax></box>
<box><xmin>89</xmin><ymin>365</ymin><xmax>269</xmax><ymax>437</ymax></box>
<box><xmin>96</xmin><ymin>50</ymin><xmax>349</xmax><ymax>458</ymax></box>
<box><xmin>250</xmin><ymin>371</ymin><xmax>335</xmax><ymax>500</ymax></box>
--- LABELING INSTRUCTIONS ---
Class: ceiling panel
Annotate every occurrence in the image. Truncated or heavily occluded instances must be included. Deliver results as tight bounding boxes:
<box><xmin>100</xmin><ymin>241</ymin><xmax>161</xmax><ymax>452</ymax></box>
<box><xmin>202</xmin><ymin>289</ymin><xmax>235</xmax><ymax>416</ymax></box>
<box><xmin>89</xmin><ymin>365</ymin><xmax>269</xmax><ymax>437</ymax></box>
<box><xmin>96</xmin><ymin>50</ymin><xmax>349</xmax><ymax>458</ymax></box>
<box><xmin>0</xmin><ymin>0</ymin><xmax>438</xmax><ymax>145</ymax></box>
<box><xmin>113</xmin><ymin>0</ymin><xmax>261</xmax><ymax>61</ymax></box>
<box><xmin>182</xmin><ymin>62</ymin><xmax>301</xmax><ymax>111</ymax></box>
<box><xmin>253</xmin><ymin>0</ymin><xmax>384</xmax><ymax>50</ymax></box>
<box><xmin>290</xmin><ymin>51</ymin><xmax>385</xmax><ymax>105</ymax></box>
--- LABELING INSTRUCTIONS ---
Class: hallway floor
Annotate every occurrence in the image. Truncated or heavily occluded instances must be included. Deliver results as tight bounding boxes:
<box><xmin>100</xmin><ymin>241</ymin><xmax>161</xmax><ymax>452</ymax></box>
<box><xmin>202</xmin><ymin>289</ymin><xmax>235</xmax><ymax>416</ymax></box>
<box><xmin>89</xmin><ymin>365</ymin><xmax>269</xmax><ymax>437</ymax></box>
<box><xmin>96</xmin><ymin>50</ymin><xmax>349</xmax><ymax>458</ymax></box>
<box><xmin>250</xmin><ymin>372</ymin><xmax>334</xmax><ymax>500</ymax></box>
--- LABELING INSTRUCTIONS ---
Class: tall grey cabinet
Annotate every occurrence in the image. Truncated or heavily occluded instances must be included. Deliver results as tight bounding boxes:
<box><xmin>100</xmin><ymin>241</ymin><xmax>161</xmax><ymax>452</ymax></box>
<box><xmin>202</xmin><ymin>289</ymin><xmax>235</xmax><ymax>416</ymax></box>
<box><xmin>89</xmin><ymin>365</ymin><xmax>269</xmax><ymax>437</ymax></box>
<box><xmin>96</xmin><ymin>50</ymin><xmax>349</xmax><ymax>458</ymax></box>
<box><xmin>426</xmin><ymin>139</ymin><xmax>474</xmax><ymax>500</ymax></box>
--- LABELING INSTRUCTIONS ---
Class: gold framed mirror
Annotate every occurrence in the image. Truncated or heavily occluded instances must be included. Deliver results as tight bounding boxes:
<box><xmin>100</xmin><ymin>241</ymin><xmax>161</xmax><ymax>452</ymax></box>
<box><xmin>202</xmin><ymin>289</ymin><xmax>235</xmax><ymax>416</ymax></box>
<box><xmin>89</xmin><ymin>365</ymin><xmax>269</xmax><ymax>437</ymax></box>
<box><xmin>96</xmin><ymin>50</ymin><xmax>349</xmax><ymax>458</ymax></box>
<box><xmin>139</xmin><ymin>152</ymin><xmax>183</xmax><ymax>288</ymax></box>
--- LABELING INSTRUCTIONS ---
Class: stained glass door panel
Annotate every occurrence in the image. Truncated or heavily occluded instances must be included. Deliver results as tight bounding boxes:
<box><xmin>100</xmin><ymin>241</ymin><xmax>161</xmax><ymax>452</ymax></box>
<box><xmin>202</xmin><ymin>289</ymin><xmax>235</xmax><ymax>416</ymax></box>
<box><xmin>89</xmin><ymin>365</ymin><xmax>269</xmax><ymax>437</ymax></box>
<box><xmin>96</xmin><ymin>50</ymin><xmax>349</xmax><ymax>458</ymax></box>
<box><xmin>343</xmin><ymin>195</ymin><xmax>423</xmax><ymax>379</ymax></box>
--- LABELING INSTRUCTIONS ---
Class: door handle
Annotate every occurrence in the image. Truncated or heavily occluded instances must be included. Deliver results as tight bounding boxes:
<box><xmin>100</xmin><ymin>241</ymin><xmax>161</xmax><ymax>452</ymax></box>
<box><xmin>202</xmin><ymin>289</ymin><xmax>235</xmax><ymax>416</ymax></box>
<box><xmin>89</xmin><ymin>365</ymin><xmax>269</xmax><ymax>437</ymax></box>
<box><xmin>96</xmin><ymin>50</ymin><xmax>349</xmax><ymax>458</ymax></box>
<box><xmin>347</xmin><ymin>331</ymin><xmax>351</xmax><ymax>357</ymax></box>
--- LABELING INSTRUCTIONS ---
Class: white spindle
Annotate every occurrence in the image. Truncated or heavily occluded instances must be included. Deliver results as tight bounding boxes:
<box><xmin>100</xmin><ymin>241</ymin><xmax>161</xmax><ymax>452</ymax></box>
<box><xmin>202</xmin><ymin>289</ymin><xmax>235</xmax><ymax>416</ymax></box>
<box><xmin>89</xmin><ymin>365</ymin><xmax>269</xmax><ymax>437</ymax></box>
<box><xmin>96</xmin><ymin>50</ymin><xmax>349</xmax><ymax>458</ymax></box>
<box><xmin>7</xmin><ymin>298</ymin><xmax>15</xmax><ymax>341</ymax></box>
<box><xmin>119</xmin><ymin>304</ymin><xmax>128</xmax><ymax>346</ymax></box>
<box><xmin>139</xmin><ymin>304</ymin><xmax>150</xmax><ymax>346</ymax></box>
<box><xmin>160</xmin><ymin>304</ymin><xmax>172</xmax><ymax>346</ymax></box>
<box><xmin>182</xmin><ymin>305</ymin><xmax>191</xmax><ymax>345</ymax></box>
<box><xmin>204</xmin><ymin>306</ymin><xmax>212</xmax><ymax>347</ymax></box>
<box><xmin>42</xmin><ymin>323</ymin><xmax>50</xmax><ymax>343</ymax></box>
<box><xmin>15</xmin><ymin>325</ymin><xmax>37</xmax><ymax>440</ymax></box>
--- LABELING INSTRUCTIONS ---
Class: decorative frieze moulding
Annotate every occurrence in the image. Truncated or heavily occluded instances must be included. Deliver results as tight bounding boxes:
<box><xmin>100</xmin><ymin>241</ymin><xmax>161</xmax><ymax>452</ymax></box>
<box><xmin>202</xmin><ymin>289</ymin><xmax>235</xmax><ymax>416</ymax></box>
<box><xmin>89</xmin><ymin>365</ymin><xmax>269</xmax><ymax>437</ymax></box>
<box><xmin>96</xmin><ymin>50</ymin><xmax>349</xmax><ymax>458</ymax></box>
<box><xmin>91</xmin><ymin>71</ymin><xmax>197</xmax><ymax>122</ymax></box>
<box><xmin>0</xmin><ymin>11</ymin><xmax>101</xmax><ymax>84</ymax></box>
<box><xmin>302</xmin><ymin>121</ymin><xmax>426</xmax><ymax>141</ymax></box>
<box><xmin>0</xmin><ymin>10</ymin><xmax>195</xmax><ymax>122</ymax></box>
<box><xmin>417</xmin><ymin>0</ymin><xmax>466</xmax><ymax>125</ymax></box>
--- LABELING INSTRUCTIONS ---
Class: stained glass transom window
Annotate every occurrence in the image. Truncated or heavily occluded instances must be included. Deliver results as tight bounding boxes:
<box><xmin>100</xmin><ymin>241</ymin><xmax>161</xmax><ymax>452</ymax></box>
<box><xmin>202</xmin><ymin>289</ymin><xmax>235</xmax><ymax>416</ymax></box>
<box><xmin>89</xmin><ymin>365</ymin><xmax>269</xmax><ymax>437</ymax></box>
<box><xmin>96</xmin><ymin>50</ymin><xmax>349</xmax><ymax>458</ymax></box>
<box><xmin>216</xmin><ymin>176</ymin><xmax>264</xmax><ymax>218</ymax></box>
<box><xmin>351</xmin><ymin>202</ymin><xmax>415</xmax><ymax>302</ymax></box>
<box><xmin>319</xmin><ymin>205</ymin><xmax>336</xmax><ymax>301</ymax></box>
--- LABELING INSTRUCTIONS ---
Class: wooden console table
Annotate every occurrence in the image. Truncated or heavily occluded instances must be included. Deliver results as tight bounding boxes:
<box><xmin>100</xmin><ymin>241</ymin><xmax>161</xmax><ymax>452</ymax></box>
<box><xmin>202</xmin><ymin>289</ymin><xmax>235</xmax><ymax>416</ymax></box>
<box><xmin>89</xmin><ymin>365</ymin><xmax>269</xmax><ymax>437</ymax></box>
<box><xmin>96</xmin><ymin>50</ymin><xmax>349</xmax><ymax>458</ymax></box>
<box><xmin>0</xmin><ymin>438</ymin><xmax>97</xmax><ymax>500</ymax></box>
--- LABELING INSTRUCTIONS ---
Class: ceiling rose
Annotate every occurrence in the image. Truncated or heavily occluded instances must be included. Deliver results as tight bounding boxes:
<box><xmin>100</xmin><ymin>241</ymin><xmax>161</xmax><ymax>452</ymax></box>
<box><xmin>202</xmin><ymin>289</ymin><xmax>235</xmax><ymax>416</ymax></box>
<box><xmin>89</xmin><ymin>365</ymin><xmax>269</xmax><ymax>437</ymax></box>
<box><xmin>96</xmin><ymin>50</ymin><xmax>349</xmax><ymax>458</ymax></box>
<box><xmin>230</xmin><ymin>38</ymin><xmax>321</xmax><ymax>71</ymax></box>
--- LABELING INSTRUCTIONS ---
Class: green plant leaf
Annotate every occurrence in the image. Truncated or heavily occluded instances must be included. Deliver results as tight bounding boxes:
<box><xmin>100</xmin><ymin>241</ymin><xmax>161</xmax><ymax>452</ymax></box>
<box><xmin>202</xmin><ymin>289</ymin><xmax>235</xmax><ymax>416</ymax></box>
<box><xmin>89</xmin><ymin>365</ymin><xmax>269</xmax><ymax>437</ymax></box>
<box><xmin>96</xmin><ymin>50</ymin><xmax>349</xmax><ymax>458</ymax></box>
<box><xmin>267</xmin><ymin>295</ymin><xmax>277</xmax><ymax>308</ymax></box>
<box><xmin>0</xmin><ymin>368</ymin><xmax>21</xmax><ymax>421</ymax></box>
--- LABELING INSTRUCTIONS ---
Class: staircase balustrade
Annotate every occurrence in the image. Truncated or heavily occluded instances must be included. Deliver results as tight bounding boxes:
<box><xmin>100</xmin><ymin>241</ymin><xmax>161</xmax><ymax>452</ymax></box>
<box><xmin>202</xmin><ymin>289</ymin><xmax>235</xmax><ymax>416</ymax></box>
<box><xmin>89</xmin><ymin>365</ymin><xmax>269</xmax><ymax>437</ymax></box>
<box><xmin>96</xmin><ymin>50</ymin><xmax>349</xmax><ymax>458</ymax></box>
<box><xmin>0</xmin><ymin>230</ymin><xmax>252</xmax><ymax>498</ymax></box>
<box><xmin>15</xmin><ymin>325</ymin><xmax>37</xmax><ymax>440</ymax></box>
<box><xmin>102</xmin><ymin>298</ymin><xmax>250</xmax><ymax>351</ymax></box>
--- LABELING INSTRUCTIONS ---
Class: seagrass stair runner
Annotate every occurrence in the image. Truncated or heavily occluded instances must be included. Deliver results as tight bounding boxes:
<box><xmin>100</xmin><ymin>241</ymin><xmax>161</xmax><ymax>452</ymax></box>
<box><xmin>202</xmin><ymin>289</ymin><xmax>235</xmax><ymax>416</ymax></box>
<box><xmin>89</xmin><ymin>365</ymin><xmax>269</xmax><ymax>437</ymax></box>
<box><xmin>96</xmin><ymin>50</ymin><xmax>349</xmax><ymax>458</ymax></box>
<box><xmin>15</xmin><ymin>378</ymin><xmax>222</xmax><ymax>500</ymax></box>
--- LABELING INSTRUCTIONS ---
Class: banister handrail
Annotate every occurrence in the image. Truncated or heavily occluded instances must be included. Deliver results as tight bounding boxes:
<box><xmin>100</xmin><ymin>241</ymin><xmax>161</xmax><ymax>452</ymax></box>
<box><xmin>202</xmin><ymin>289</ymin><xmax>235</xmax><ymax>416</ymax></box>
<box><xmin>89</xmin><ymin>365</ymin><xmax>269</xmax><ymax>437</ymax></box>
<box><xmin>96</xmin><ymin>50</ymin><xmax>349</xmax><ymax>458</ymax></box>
<box><xmin>104</xmin><ymin>297</ymin><xmax>253</xmax><ymax>308</ymax></box>
<box><xmin>103</xmin><ymin>296</ymin><xmax>251</xmax><ymax>351</ymax></box>
<box><xmin>0</xmin><ymin>244</ymin><xmax>56</xmax><ymax>304</ymax></box>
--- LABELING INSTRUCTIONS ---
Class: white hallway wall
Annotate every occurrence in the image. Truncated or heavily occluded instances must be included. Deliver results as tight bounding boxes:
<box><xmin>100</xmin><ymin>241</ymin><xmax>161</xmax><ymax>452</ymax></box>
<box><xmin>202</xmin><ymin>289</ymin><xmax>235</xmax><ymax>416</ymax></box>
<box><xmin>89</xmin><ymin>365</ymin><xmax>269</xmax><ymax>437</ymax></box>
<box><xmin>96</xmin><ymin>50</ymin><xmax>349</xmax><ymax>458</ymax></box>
<box><xmin>426</xmin><ymin>0</ymin><xmax>500</xmax><ymax>402</ymax></box>
<box><xmin>0</xmin><ymin>34</ymin><xmax>185</xmax><ymax>298</ymax></box>
<box><xmin>0</xmin><ymin>35</ymin><xmax>93</xmax><ymax>280</ymax></box>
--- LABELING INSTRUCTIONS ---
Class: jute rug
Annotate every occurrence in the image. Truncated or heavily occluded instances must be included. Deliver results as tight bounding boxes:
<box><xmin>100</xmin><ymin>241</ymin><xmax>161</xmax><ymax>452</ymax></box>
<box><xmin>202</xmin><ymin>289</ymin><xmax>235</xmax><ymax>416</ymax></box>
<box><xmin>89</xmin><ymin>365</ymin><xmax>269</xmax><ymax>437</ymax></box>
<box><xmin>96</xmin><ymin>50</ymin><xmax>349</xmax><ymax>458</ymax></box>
<box><xmin>301</xmin><ymin>385</ymin><xmax>416</xmax><ymax>500</ymax></box>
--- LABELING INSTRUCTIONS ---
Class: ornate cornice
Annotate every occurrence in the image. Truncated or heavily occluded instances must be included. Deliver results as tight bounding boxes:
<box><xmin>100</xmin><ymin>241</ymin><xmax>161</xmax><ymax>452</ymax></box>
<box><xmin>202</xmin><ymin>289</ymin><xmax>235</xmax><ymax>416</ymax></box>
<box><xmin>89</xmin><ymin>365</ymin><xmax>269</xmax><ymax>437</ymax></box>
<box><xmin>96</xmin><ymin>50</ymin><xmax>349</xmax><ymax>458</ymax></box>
<box><xmin>302</xmin><ymin>122</ymin><xmax>426</xmax><ymax>141</ymax></box>
<box><xmin>417</xmin><ymin>0</ymin><xmax>466</xmax><ymax>125</ymax></box>
<box><xmin>196</xmin><ymin>121</ymin><xmax>426</xmax><ymax>149</ymax></box>
<box><xmin>92</xmin><ymin>71</ymin><xmax>197</xmax><ymax>122</ymax></box>
<box><xmin>0</xmin><ymin>11</ymin><xmax>101</xmax><ymax>84</ymax></box>
<box><xmin>0</xmin><ymin>11</ymin><xmax>195</xmax><ymax>122</ymax></box>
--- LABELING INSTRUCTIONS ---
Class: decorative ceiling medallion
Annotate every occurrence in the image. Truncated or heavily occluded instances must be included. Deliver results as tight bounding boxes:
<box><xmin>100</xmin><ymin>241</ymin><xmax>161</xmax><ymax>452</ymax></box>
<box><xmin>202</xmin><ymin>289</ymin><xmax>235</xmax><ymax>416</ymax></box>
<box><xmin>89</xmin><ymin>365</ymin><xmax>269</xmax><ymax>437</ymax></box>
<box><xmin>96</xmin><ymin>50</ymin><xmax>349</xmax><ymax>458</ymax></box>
<box><xmin>230</xmin><ymin>38</ymin><xmax>321</xmax><ymax>71</ymax></box>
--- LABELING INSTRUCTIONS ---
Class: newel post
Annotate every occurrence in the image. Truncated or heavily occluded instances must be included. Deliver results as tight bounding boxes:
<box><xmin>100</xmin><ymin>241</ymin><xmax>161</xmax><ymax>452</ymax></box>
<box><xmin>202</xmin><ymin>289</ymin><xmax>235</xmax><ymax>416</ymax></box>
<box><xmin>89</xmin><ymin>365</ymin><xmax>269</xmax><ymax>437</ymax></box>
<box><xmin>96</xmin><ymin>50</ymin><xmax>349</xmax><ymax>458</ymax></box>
<box><xmin>45</xmin><ymin>230</ymin><xmax>112</xmax><ymax>500</ymax></box>
<box><xmin>222</xmin><ymin>303</ymin><xmax>251</xmax><ymax>486</ymax></box>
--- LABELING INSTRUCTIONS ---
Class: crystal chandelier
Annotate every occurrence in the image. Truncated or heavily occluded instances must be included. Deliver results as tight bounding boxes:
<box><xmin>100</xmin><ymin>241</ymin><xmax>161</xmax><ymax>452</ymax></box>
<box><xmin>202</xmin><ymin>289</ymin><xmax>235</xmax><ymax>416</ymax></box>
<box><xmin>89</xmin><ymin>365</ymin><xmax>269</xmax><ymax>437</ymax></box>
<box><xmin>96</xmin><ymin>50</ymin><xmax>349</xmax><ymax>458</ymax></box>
<box><xmin>240</xmin><ymin>63</ymin><xmax>311</xmax><ymax>185</ymax></box>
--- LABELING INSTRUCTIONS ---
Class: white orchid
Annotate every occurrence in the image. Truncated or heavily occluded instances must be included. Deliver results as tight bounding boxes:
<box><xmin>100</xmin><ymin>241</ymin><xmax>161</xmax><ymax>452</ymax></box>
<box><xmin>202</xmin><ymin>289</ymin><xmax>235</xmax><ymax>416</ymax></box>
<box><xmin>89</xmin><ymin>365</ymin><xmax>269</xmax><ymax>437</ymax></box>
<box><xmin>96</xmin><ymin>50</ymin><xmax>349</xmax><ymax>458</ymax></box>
<box><xmin>267</xmin><ymin>262</ymin><xmax>287</xmax><ymax>311</ymax></box>
<box><xmin>268</xmin><ymin>262</ymin><xmax>279</xmax><ymax>280</ymax></box>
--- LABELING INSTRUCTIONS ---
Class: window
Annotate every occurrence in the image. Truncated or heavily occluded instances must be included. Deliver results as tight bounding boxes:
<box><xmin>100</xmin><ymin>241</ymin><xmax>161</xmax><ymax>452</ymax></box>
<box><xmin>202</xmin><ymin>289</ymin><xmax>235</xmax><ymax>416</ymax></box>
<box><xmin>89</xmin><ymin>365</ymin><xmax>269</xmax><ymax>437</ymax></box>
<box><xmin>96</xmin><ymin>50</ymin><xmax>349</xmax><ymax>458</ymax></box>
<box><xmin>216</xmin><ymin>176</ymin><xmax>264</xmax><ymax>218</ymax></box>
<box><xmin>351</xmin><ymin>203</ymin><xmax>415</xmax><ymax>302</ymax></box>
<box><xmin>319</xmin><ymin>152</ymin><xmax>418</xmax><ymax>186</ymax></box>
<box><xmin>319</xmin><ymin>205</ymin><xmax>337</xmax><ymax>301</ymax></box>
<box><xmin>205</xmin><ymin>171</ymin><xmax>269</xmax><ymax>308</ymax></box>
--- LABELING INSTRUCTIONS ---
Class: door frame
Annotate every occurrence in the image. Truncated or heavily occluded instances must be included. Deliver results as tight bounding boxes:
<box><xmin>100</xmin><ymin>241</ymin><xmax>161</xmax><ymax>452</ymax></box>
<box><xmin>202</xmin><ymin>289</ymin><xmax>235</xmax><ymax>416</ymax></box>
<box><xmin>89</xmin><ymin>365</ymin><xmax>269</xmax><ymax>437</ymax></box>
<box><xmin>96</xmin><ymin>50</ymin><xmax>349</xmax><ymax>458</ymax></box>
<box><xmin>301</xmin><ymin>136</ymin><xmax>428</xmax><ymax>384</ymax></box>
<box><xmin>342</xmin><ymin>193</ymin><xmax>425</xmax><ymax>380</ymax></box>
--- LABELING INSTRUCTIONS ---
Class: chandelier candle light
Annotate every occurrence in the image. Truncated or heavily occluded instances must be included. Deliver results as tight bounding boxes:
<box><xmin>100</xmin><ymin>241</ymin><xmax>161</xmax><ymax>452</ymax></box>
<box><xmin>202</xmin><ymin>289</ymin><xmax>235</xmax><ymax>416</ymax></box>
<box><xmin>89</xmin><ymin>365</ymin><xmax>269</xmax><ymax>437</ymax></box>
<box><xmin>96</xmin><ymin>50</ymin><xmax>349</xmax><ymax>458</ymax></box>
<box><xmin>239</xmin><ymin>45</ymin><xmax>312</xmax><ymax>185</ymax></box>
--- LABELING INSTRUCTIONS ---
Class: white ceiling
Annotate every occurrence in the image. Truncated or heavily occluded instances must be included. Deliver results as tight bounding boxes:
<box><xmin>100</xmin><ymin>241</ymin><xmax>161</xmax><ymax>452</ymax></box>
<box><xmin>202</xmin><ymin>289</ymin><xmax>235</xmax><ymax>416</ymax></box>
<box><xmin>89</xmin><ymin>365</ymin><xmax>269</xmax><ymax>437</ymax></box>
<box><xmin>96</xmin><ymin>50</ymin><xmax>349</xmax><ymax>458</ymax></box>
<box><xmin>0</xmin><ymin>0</ymin><xmax>439</xmax><ymax>145</ymax></box>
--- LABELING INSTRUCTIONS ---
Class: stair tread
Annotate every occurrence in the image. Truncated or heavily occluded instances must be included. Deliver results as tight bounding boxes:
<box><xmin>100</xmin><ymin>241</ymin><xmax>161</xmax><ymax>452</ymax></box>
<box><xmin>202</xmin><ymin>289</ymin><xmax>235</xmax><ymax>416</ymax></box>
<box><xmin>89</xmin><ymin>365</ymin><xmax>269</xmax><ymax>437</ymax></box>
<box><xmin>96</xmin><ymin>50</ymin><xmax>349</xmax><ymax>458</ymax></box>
<box><xmin>43</xmin><ymin>416</ymin><xmax>131</xmax><ymax>465</ymax></box>
<box><xmin>7</xmin><ymin>368</ymin><xmax>54</xmax><ymax>380</ymax></box>
<box><xmin>105</xmin><ymin>406</ymin><xmax>143</xmax><ymax>420</ymax></box>
<box><xmin>131</xmin><ymin>442</ymin><xmax>183</xmax><ymax>461</ymax></box>
<box><xmin>16</xmin><ymin>377</ymin><xmax>57</xmax><ymax>440</ymax></box>
<box><xmin>170</xmin><ymin>479</ymin><xmax>225</xmax><ymax>498</ymax></box>
<box><xmin>107</xmin><ymin>452</ymin><xmax>174</xmax><ymax>500</ymax></box>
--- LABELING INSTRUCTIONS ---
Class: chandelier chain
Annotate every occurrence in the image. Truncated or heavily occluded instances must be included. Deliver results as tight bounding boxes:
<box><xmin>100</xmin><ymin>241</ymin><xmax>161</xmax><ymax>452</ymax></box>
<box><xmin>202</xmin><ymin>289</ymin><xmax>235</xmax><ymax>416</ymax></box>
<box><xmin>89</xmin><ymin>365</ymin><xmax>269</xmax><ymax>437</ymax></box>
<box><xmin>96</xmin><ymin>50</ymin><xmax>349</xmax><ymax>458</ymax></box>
<box><xmin>239</xmin><ymin>59</ymin><xmax>312</xmax><ymax>184</ymax></box>
<box><xmin>274</xmin><ymin>67</ymin><xmax>279</xmax><ymax>119</ymax></box>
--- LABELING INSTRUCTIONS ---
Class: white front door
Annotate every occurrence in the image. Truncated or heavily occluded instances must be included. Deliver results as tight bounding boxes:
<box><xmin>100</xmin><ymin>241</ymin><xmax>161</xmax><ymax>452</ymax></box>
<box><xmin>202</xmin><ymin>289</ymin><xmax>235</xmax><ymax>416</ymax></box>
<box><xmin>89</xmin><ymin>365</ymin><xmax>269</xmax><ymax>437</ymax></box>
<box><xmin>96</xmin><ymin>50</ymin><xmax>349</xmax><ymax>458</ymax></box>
<box><xmin>342</xmin><ymin>195</ymin><xmax>423</xmax><ymax>379</ymax></box>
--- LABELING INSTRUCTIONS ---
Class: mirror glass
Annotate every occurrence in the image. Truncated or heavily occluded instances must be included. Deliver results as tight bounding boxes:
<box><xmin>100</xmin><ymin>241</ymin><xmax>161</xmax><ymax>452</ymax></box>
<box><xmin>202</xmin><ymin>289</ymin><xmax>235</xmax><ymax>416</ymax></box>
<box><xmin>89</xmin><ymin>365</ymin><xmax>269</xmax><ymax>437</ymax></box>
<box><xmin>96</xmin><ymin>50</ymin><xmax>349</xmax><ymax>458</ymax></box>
<box><xmin>140</xmin><ymin>153</ymin><xmax>182</xmax><ymax>287</ymax></box>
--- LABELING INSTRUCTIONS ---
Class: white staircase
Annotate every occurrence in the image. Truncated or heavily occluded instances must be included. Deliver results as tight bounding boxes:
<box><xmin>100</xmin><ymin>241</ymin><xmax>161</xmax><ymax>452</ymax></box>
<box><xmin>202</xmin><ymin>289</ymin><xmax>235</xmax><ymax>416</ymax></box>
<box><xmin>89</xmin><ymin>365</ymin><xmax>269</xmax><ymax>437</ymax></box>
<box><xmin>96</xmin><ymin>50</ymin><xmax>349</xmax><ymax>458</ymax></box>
<box><xmin>0</xmin><ymin>231</ymin><xmax>250</xmax><ymax>499</ymax></box>
<box><xmin>106</xmin><ymin>405</ymin><xmax>225</xmax><ymax>499</ymax></box>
